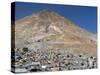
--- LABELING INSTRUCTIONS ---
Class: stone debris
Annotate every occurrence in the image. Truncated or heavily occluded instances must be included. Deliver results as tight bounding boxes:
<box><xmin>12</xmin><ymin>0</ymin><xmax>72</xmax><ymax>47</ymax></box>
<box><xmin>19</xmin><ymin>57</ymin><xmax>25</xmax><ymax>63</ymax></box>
<box><xmin>12</xmin><ymin>47</ymin><xmax>97</xmax><ymax>73</ymax></box>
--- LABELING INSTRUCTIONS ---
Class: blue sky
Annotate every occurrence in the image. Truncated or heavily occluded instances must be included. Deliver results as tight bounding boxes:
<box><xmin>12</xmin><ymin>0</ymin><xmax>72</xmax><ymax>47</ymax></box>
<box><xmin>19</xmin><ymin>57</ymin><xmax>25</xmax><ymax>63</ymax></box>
<box><xmin>14</xmin><ymin>2</ymin><xmax>97</xmax><ymax>33</ymax></box>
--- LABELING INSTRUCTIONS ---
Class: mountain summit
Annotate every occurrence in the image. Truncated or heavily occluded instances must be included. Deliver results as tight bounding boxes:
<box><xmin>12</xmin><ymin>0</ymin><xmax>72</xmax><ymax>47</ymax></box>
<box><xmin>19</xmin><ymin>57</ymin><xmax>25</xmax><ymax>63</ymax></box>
<box><xmin>15</xmin><ymin>10</ymin><xmax>97</xmax><ymax>56</ymax></box>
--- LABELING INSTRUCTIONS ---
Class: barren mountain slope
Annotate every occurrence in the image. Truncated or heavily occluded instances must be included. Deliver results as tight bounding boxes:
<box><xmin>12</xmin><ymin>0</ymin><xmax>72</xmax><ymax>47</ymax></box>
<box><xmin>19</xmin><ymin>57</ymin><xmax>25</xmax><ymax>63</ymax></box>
<box><xmin>14</xmin><ymin>10</ymin><xmax>97</xmax><ymax>56</ymax></box>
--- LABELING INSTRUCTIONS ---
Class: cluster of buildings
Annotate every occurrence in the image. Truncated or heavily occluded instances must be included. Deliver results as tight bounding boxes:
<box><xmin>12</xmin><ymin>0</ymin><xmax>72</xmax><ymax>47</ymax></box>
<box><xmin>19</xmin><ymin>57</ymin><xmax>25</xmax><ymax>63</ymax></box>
<box><xmin>12</xmin><ymin>47</ymin><xmax>97</xmax><ymax>73</ymax></box>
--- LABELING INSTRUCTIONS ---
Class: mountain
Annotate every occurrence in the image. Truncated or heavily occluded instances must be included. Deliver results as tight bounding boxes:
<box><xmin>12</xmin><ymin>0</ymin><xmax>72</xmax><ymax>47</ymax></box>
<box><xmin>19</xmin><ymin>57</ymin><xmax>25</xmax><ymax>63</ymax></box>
<box><xmin>14</xmin><ymin>10</ymin><xmax>97</xmax><ymax>56</ymax></box>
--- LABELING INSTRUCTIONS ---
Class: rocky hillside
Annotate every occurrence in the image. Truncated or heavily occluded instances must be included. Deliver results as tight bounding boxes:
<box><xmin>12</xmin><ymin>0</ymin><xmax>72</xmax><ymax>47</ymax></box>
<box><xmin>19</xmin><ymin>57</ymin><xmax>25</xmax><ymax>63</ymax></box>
<box><xmin>11</xmin><ymin>10</ymin><xmax>97</xmax><ymax>73</ymax></box>
<box><xmin>15</xmin><ymin>10</ymin><xmax>97</xmax><ymax>56</ymax></box>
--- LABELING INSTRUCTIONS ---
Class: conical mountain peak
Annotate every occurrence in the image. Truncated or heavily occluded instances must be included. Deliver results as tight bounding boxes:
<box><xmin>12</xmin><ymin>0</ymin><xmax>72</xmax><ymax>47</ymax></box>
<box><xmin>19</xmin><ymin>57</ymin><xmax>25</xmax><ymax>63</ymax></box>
<box><xmin>39</xmin><ymin>9</ymin><xmax>54</xmax><ymax>13</ymax></box>
<box><xmin>15</xmin><ymin>9</ymin><xmax>97</xmax><ymax>56</ymax></box>
<box><xmin>37</xmin><ymin>9</ymin><xmax>60</xmax><ymax>20</ymax></box>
